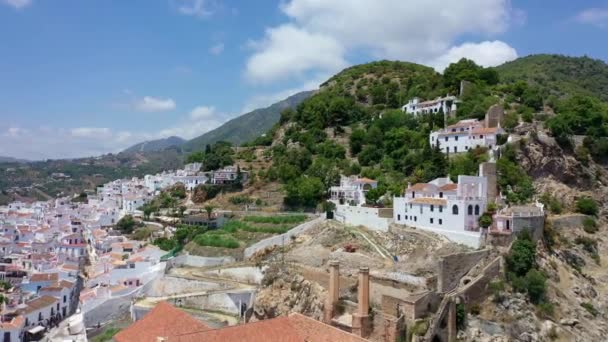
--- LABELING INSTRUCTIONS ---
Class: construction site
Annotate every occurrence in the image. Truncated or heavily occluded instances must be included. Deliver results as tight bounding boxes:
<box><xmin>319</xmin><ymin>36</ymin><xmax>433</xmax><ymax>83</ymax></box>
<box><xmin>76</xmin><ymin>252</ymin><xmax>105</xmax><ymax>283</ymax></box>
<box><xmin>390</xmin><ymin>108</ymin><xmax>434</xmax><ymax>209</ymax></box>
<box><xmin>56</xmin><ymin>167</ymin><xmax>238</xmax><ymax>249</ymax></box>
<box><xmin>115</xmin><ymin>218</ymin><xmax>503</xmax><ymax>342</ymax></box>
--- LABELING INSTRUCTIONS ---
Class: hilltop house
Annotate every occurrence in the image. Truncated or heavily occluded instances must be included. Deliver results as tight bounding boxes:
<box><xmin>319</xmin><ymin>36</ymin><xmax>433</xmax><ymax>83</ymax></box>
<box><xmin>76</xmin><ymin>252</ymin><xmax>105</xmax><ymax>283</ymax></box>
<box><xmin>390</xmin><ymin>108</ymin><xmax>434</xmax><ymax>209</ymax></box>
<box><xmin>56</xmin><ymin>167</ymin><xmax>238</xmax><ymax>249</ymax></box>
<box><xmin>329</xmin><ymin>176</ymin><xmax>378</xmax><ymax>206</ymax></box>
<box><xmin>429</xmin><ymin>119</ymin><xmax>504</xmax><ymax>154</ymax></box>
<box><xmin>393</xmin><ymin>163</ymin><xmax>495</xmax><ymax>247</ymax></box>
<box><xmin>402</xmin><ymin>95</ymin><xmax>458</xmax><ymax>116</ymax></box>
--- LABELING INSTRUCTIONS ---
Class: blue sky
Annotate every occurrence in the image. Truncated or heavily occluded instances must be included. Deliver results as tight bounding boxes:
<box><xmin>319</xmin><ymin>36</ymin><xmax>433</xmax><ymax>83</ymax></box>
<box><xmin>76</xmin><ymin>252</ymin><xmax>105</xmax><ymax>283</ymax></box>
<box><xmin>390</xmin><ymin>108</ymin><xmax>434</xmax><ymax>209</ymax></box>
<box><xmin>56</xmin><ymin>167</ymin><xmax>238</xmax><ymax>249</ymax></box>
<box><xmin>1</xmin><ymin>0</ymin><xmax>607</xmax><ymax>160</ymax></box>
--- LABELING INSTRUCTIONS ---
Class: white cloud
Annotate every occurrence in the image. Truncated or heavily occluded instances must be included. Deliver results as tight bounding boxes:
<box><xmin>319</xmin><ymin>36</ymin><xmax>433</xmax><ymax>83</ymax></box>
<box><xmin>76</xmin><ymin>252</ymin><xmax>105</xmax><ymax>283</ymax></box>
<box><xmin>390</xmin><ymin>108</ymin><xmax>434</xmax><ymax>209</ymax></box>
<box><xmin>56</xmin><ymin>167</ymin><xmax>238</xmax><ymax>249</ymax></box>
<box><xmin>189</xmin><ymin>106</ymin><xmax>217</xmax><ymax>120</ymax></box>
<box><xmin>174</xmin><ymin>0</ymin><xmax>212</xmax><ymax>18</ymax></box>
<box><xmin>245</xmin><ymin>0</ymin><xmax>519</xmax><ymax>83</ymax></box>
<box><xmin>70</xmin><ymin>127</ymin><xmax>112</xmax><ymax>138</ymax></box>
<box><xmin>430</xmin><ymin>40</ymin><xmax>518</xmax><ymax>72</ymax></box>
<box><xmin>209</xmin><ymin>43</ymin><xmax>225</xmax><ymax>55</ymax></box>
<box><xmin>576</xmin><ymin>7</ymin><xmax>608</xmax><ymax>28</ymax></box>
<box><xmin>246</xmin><ymin>24</ymin><xmax>347</xmax><ymax>83</ymax></box>
<box><xmin>3</xmin><ymin>127</ymin><xmax>28</xmax><ymax>137</ymax></box>
<box><xmin>2</xmin><ymin>0</ymin><xmax>31</xmax><ymax>9</ymax></box>
<box><xmin>134</xmin><ymin>96</ymin><xmax>176</xmax><ymax>112</ymax></box>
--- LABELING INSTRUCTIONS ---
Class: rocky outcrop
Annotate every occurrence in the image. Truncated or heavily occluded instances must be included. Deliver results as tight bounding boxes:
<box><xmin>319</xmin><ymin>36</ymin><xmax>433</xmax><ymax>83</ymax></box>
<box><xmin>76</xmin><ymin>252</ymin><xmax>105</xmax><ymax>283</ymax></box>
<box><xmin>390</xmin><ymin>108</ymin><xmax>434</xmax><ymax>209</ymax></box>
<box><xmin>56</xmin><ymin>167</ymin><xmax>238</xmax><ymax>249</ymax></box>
<box><xmin>514</xmin><ymin>130</ymin><xmax>592</xmax><ymax>189</ymax></box>
<box><xmin>253</xmin><ymin>264</ymin><xmax>326</xmax><ymax>321</ymax></box>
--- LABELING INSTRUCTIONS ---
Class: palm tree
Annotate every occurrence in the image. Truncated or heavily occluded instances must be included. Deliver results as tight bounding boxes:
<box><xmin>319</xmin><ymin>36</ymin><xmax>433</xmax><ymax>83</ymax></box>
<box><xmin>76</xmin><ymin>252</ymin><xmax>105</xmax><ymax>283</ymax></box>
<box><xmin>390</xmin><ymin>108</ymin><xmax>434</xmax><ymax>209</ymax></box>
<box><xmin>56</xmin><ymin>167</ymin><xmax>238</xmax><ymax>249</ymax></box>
<box><xmin>204</xmin><ymin>205</ymin><xmax>215</xmax><ymax>221</ymax></box>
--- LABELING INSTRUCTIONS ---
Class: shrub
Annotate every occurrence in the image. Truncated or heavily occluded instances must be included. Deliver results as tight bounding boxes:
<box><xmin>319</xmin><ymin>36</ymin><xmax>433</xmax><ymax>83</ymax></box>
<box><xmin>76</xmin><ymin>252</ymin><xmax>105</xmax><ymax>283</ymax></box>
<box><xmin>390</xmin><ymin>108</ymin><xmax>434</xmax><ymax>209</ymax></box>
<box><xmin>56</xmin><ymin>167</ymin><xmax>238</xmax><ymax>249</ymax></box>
<box><xmin>575</xmin><ymin>197</ymin><xmax>598</xmax><ymax>216</ymax></box>
<box><xmin>525</xmin><ymin>269</ymin><xmax>547</xmax><ymax>304</ymax></box>
<box><xmin>469</xmin><ymin>303</ymin><xmax>481</xmax><ymax>315</ymax></box>
<box><xmin>456</xmin><ymin>303</ymin><xmax>466</xmax><ymax>330</ymax></box>
<box><xmin>581</xmin><ymin>302</ymin><xmax>599</xmax><ymax>317</ymax></box>
<box><xmin>229</xmin><ymin>195</ymin><xmax>254</xmax><ymax>205</ymax></box>
<box><xmin>153</xmin><ymin>237</ymin><xmax>177</xmax><ymax>251</ymax></box>
<box><xmin>506</xmin><ymin>230</ymin><xmax>536</xmax><ymax>277</ymax></box>
<box><xmin>537</xmin><ymin>301</ymin><xmax>555</xmax><ymax>318</ymax></box>
<box><xmin>116</xmin><ymin>215</ymin><xmax>137</xmax><ymax>234</ymax></box>
<box><xmin>583</xmin><ymin>218</ymin><xmax>598</xmax><ymax>234</ymax></box>
<box><xmin>243</xmin><ymin>215</ymin><xmax>308</xmax><ymax>224</ymax></box>
<box><xmin>194</xmin><ymin>233</ymin><xmax>240</xmax><ymax>249</ymax></box>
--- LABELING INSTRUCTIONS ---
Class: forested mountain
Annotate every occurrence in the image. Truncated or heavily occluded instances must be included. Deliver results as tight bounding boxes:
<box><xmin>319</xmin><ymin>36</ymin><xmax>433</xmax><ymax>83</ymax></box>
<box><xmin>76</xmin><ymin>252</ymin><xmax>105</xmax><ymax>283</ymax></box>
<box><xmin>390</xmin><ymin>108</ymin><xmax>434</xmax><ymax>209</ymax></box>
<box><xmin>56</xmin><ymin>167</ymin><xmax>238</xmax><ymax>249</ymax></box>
<box><xmin>216</xmin><ymin>56</ymin><xmax>608</xmax><ymax>208</ymax></box>
<box><xmin>123</xmin><ymin>136</ymin><xmax>185</xmax><ymax>153</ymax></box>
<box><xmin>182</xmin><ymin>91</ymin><xmax>314</xmax><ymax>152</ymax></box>
<box><xmin>495</xmin><ymin>54</ymin><xmax>608</xmax><ymax>102</ymax></box>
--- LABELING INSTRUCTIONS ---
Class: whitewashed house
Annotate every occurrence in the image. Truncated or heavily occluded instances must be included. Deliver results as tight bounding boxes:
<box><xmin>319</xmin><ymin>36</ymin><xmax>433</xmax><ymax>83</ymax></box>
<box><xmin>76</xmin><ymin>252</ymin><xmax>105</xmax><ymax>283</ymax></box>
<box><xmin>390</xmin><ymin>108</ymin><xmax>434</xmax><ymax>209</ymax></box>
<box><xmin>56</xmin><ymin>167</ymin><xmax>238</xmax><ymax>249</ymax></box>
<box><xmin>330</xmin><ymin>176</ymin><xmax>378</xmax><ymax>206</ymax></box>
<box><xmin>402</xmin><ymin>95</ymin><xmax>458</xmax><ymax>116</ymax></box>
<box><xmin>429</xmin><ymin>119</ymin><xmax>504</xmax><ymax>154</ymax></box>
<box><xmin>393</xmin><ymin>168</ymin><xmax>490</xmax><ymax>247</ymax></box>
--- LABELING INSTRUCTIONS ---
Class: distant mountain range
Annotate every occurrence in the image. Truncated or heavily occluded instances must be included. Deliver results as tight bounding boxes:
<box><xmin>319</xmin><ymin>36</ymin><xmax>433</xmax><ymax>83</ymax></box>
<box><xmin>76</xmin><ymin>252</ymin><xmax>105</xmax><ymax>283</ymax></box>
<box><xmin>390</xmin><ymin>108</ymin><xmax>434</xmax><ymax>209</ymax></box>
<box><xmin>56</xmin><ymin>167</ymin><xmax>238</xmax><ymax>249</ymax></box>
<box><xmin>181</xmin><ymin>90</ymin><xmax>314</xmax><ymax>151</ymax></box>
<box><xmin>0</xmin><ymin>156</ymin><xmax>28</xmax><ymax>163</ymax></box>
<box><xmin>120</xmin><ymin>90</ymin><xmax>315</xmax><ymax>154</ymax></box>
<box><xmin>123</xmin><ymin>136</ymin><xmax>186</xmax><ymax>154</ymax></box>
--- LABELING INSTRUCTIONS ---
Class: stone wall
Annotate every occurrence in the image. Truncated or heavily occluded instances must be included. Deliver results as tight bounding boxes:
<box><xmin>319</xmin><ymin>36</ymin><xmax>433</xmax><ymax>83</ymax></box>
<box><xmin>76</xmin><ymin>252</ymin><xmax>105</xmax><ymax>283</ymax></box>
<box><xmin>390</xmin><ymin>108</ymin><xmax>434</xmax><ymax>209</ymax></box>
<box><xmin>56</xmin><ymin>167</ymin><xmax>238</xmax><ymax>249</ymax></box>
<box><xmin>458</xmin><ymin>257</ymin><xmax>501</xmax><ymax>307</ymax></box>
<box><xmin>513</xmin><ymin>215</ymin><xmax>545</xmax><ymax>241</ymax></box>
<box><xmin>170</xmin><ymin>254</ymin><xmax>235</xmax><ymax>268</ymax></box>
<box><xmin>244</xmin><ymin>216</ymin><xmax>323</xmax><ymax>258</ymax></box>
<box><xmin>334</xmin><ymin>205</ymin><xmax>391</xmax><ymax>232</ymax></box>
<box><xmin>548</xmin><ymin>214</ymin><xmax>588</xmax><ymax>231</ymax></box>
<box><xmin>382</xmin><ymin>291</ymin><xmax>439</xmax><ymax>322</ymax></box>
<box><xmin>437</xmin><ymin>249</ymin><xmax>489</xmax><ymax>293</ymax></box>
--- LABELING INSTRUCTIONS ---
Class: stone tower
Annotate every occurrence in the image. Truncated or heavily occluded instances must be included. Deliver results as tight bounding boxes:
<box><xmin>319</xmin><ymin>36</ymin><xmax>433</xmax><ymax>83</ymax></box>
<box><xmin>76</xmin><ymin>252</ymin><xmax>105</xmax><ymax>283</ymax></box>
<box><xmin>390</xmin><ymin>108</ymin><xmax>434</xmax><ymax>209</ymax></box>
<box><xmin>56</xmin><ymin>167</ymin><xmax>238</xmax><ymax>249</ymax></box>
<box><xmin>484</xmin><ymin>104</ymin><xmax>504</xmax><ymax>128</ymax></box>
<box><xmin>479</xmin><ymin>162</ymin><xmax>497</xmax><ymax>202</ymax></box>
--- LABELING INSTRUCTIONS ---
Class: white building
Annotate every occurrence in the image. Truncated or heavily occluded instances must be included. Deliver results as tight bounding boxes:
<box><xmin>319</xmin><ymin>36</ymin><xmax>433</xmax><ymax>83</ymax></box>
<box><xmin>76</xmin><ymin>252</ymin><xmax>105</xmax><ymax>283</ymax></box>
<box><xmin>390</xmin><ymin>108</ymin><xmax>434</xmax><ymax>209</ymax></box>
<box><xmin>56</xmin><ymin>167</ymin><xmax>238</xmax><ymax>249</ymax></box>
<box><xmin>402</xmin><ymin>95</ymin><xmax>458</xmax><ymax>116</ymax></box>
<box><xmin>211</xmin><ymin>166</ymin><xmax>248</xmax><ymax>185</ymax></box>
<box><xmin>329</xmin><ymin>176</ymin><xmax>378</xmax><ymax>206</ymax></box>
<box><xmin>429</xmin><ymin>119</ymin><xmax>504</xmax><ymax>154</ymax></box>
<box><xmin>393</xmin><ymin>167</ymin><xmax>490</xmax><ymax>247</ymax></box>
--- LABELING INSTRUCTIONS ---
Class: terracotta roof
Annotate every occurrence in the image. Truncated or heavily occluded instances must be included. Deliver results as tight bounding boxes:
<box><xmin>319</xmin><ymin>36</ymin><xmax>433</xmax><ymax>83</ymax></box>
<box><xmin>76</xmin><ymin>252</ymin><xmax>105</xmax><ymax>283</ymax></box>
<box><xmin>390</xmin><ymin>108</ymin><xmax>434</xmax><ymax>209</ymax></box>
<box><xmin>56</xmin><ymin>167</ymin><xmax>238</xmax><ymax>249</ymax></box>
<box><xmin>409</xmin><ymin>183</ymin><xmax>431</xmax><ymax>191</ymax></box>
<box><xmin>439</xmin><ymin>184</ymin><xmax>458</xmax><ymax>191</ymax></box>
<box><xmin>114</xmin><ymin>301</ymin><xmax>212</xmax><ymax>342</ymax></box>
<box><xmin>471</xmin><ymin>127</ymin><xmax>499</xmax><ymax>135</ymax></box>
<box><xmin>22</xmin><ymin>295</ymin><xmax>58</xmax><ymax>314</ymax></box>
<box><xmin>410</xmin><ymin>198</ymin><xmax>447</xmax><ymax>206</ymax></box>
<box><xmin>0</xmin><ymin>315</ymin><xmax>24</xmax><ymax>329</ymax></box>
<box><xmin>179</xmin><ymin>313</ymin><xmax>368</xmax><ymax>342</ymax></box>
<box><xmin>30</xmin><ymin>273</ymin><xmax>59</xmax><ymax>282</ymax></box>
<box><xmin>355</xmin><ymin>177</ymin><xmax>377</xmax><ymax>184</ymax></box>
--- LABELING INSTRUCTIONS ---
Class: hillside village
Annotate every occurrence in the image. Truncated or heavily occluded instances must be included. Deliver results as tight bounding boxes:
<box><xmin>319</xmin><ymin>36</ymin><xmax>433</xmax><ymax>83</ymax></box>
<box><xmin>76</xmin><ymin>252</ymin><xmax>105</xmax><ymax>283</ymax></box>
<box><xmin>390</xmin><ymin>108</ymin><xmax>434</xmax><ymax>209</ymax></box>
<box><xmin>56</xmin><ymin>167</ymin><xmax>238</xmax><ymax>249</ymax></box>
<box><xmin>0</xmin><ymin>55</ymin><xmax>607</xmax><ymax>342</ymax></box>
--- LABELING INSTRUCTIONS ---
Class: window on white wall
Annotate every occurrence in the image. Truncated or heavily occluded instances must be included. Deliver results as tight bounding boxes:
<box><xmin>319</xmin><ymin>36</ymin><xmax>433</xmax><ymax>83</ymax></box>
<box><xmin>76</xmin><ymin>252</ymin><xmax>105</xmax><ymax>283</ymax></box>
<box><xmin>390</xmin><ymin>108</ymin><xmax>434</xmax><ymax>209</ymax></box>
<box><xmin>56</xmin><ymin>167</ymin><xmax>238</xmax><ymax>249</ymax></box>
<box><xmin>452</xmin><ymin>205</ymin><xmax>459</xmax><ymax>215</ymax></box>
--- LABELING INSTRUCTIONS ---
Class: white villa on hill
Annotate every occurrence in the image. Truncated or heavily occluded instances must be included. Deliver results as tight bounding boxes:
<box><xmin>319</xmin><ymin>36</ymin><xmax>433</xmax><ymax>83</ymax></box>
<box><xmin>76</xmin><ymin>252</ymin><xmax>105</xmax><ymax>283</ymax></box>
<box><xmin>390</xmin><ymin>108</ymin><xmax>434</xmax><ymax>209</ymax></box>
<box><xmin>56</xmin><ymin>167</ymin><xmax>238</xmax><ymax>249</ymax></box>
<box><xmin>402</xmin><ymin>95</ymin><xmax>458</xmax><ymax>116</ymax></box>
<box><xmin>330</xmin><ymin>176</ymin><xmax>378</xmax><ymax>206</ymax></box>
<box><xmin>393</xmin><ymin>167</ymin><xmax>490</xmax><ymax>247</ymax></box>
<box><xmin>429</xmin><ymin>119</ymin><xmax>504</xmax><ymax>154</ymax></box>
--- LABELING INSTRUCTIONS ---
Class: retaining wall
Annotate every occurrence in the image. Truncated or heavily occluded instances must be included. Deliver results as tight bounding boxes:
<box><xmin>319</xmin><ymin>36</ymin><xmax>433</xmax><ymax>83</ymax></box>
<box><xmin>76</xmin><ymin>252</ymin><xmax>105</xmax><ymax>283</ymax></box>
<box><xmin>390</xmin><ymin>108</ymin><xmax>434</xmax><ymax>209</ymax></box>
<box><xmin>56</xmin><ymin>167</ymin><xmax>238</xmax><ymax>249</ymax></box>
<box><xmin>243</xmin><ymin>216</ymin><xmax>323</xmax><ymax>258</ymax></box>
<box><xmin>170</xmin><ymin>254</ymin><xmax>235</xmax><ymax>268</ymax></box>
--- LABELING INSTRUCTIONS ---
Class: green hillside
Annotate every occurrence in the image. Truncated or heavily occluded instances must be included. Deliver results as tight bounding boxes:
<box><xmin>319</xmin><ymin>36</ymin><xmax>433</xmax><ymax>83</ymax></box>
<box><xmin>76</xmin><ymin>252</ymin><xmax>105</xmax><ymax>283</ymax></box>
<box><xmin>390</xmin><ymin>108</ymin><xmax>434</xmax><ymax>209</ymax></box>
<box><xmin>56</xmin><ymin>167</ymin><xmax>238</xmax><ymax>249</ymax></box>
<box><xmin>495</xmin><ymin>54</ymin><xmax>608</xmax><ymax>102</ymax></box>
<box><xmin>182</xmin><ymin>91</ymin><xmax>314</xmax><ymax>152</ymax></box>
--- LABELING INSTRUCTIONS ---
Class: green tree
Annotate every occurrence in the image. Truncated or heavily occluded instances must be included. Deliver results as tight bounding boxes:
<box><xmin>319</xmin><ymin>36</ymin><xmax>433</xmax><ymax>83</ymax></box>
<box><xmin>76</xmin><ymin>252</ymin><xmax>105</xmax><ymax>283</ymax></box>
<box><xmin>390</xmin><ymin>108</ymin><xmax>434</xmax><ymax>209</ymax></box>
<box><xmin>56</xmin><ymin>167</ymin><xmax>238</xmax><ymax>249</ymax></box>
<box><xmin>116</xmin><ymin>215</ymin><xmax>137</xmax><ymax>234</ymax></box>
<box><xmin>525</xmin><ymin>269</ymin><xmax>547</xmax><ymax>304</ymax></box>
<box><xmin>506</xmin><ymin>230</ymin><xmax>536</xmax><ymax>277</ymax></box>
<box><xmin>576</xmin><ymin>197</ymin><xmax>598</xmax><ymax>216</ymax></box>
<box><xmin>284</xmin><ymin>176</ymin><xmax>326</xmax><ymax>208</ymax></box>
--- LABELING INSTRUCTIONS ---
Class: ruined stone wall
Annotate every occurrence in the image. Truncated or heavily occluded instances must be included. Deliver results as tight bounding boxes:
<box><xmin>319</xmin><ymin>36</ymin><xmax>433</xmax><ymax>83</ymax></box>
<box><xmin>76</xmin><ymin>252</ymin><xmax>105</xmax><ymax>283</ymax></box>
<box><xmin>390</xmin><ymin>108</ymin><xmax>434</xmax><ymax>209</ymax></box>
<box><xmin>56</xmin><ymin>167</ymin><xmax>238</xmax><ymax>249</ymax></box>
<box><xmin>548</xmin><ymin>214</ymin><xmax>588</xmax><ymax>232</ymax></box>
<box><xmin>382</xmin><ymin>291</ymin><xmax>439</xmax><ymax>322</ymax></box>
<box><xmin>458</xmin><ymin>256</ymin><xmax>502</xmax><ymax>307</ymax></box>
<box><xmin>437</xmin><ymin>249</ymin><xmax>489</xmax><ymax>293</ymax></box>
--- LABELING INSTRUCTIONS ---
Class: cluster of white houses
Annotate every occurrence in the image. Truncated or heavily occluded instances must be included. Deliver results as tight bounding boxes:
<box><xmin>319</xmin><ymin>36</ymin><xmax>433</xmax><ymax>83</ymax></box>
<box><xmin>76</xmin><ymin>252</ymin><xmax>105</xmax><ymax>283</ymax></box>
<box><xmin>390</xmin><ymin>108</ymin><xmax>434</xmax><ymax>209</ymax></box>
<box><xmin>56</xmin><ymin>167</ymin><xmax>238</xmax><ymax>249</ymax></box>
<box><xmin>0</xmin><ymin>161</ymin><xmax>251</xmax><ymax>340</ymax></box>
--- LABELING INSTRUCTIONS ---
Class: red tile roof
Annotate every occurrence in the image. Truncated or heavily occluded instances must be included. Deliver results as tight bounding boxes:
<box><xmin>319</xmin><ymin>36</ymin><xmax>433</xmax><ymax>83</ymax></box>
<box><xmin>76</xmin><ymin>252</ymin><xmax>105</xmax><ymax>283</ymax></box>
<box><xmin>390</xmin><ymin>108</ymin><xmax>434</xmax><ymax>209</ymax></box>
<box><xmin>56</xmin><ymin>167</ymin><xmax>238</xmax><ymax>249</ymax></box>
<box><xmin>179</xmin><ymin>313</ymin><xmax>368</xmax><ymax>342</ymax></box>
<box><xmin>30</xmin><ymin>273</ymin><xmax>59</xmax><ymax>282</ymax></box>
<box><xmin>114</xmin><ymin>301</ymin><xmax>212</xmax><ymax>342</ymax></box>
<box><xmin>439</xmin><ymin>184</ymin><xmax>458</xmax><ymax>191</ymax></box>
<box><xmin>117</xmin><ymin>304</ymin><xmax>368</xmax><ymax>342</ymax></box>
